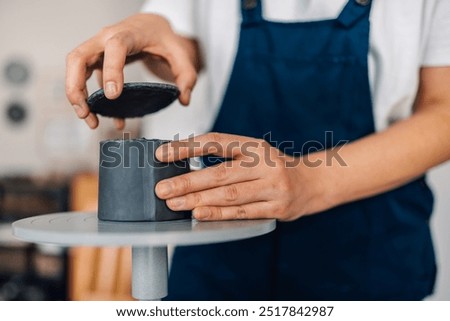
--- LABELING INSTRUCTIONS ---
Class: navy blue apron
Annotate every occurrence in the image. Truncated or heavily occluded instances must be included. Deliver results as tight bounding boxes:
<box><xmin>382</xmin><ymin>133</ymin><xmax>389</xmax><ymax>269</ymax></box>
<box><xmin>166</xmin><ymin>0</ymin><xmax>436</xmax><ymax>300</ymax></box>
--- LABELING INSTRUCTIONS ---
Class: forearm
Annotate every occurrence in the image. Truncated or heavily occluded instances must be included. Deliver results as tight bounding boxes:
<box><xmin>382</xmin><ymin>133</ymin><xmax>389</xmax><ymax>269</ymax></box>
<box><xmin>307</xmin><ymin>70</ymin><xmax>450</xmax><ymax>213</ymax></box>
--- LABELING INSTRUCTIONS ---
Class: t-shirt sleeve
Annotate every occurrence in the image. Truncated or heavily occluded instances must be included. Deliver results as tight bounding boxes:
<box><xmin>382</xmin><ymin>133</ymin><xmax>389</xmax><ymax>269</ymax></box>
<box><xmin>422</xmin><ymin>0</ymin><xmax>450</xmax><ymax>66</ymax></box>
<box><xmin>141</xmin><ymin>0</ymin><xmax>196</xmax><ymax>38</ymax></box>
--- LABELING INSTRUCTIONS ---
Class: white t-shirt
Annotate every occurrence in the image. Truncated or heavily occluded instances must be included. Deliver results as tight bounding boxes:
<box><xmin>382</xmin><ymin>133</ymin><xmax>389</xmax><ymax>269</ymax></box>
<box><xmin>141</xmin><ymin>0</ymin><xmax>450</xmax><ymax>139</ymax></box>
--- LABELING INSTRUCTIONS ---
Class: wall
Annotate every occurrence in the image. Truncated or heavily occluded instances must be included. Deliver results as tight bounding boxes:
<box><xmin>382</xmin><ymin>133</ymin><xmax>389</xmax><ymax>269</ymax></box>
<box><xmin>428</xmin><ymin>164</ymin><xmax>450</xmax><ymax>300</ymax></box>
<box><xmin>0</xmin><ymin>0</ymin><xmax>145</xmax><ymax>177</ymax></box>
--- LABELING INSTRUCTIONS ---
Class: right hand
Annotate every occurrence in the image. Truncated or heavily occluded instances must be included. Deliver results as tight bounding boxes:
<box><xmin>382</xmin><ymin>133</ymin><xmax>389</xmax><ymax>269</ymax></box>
<box><xmin>65</xmin><ymin>13</ymin><xmax>199</xmax><ymax>129</ymax></box>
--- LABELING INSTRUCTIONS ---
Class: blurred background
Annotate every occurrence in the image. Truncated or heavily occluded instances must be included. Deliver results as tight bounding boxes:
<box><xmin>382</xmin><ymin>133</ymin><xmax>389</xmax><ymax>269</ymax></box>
<box><xmin>0</xmin><ymin>0</ymin><xmax>146</xmax><ymax>301</ymax></box>
<box><xmin>0</xmin><ymin>0</ymin><xmax>448</xmax><ymax>301</ymax></box>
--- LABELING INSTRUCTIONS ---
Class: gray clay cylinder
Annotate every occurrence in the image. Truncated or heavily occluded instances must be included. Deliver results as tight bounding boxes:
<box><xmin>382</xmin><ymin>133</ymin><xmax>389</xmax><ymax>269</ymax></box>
<box><xmin>98</xmin><ymin>138</ymin><xmax>191</xmax><ymax>222</ymax></box>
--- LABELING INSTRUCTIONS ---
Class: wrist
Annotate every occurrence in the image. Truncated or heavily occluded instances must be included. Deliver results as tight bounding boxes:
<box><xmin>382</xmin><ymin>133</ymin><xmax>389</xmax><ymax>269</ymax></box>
<box><xmin>297</xmin><ymin>152</ymin><xmax>341</xmax><ymax>215</ymax></box>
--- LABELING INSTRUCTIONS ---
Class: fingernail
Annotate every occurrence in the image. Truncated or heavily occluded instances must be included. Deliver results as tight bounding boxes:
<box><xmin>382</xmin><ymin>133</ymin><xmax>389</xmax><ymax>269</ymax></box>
<box><xmin>155</xmin><ymin>144</ymin><xmax>170</xmax><ymax>161</ymax></box>
<box><xmin>156</xmin><ymin>181</ymin><xmax>173</xmax><ymax>197</ymax></box>
<box><xmin>106</xmin><ymin>82</ymin><xmax>117</xmax><ymax>97</ymax></box>
<box><xmin>180</xmin><ymin>89</ymin><xmax>191</xmax><ymax>106</ymax></box>
<box><xmin>185</xmin><ymin>89</ymin><xmax>192</xmax><ymax>104</ymax></box>
<box><xmin>185</xmin><ymin>89</ymin><xmax>191</xmax><ymax>101</ymax></box>
<box><xmin>193</xmin><ymin>208</ymin><xmax>210</xmax><ymax>220</ymax></box>
<box><xmin>85</xmin><ymin>113</ymin><xmax>97</xmax><ymax>129</ymax></box>
<box><xmin>72</xmin><ymin>105</ymin><xmax>84</xmax><ymax>117</ymax></box>
<box><xmin>168</xmin><ymin>197</ymin><xmax>185</xmax><ymax>209</ymax></box>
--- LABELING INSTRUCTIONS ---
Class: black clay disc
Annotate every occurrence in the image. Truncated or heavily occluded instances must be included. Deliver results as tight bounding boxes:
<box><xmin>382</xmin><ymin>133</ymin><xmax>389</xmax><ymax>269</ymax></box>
<box><xmin>87</xmin><ymin>82</ymin><xmax>179</xmax><ymax>118</ymax></box>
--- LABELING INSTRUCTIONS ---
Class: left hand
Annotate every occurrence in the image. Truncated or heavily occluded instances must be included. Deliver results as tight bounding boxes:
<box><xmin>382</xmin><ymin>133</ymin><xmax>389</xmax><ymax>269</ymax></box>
<box><xmin>155</xmin><ymin>133</ymin><xmax>327</xmax><ymax>221</ymax></box>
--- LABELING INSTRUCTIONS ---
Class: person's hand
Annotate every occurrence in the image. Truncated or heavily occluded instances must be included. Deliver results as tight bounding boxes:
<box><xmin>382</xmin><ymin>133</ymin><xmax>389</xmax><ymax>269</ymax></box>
<box><xmin>65</xmin><ymin>13</ymin><xmax>199</xmax><ymax>129</ymax></box>
<box><xmin>154</xmin><ymin>133</ymin><xmax>331</xmax><ymax>221</ymax></box>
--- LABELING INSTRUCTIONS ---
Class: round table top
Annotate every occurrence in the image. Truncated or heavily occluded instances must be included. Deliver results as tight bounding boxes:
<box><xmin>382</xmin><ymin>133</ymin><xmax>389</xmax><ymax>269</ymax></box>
<box><xmin>12</xmin><ymin>212</ymin><xmax>276</xmax><ymax>247</ymax></box>
<box><xmin>0</xmin><ymin>223</ymin><xmax>26</xmax><ymax>247</ymax></box>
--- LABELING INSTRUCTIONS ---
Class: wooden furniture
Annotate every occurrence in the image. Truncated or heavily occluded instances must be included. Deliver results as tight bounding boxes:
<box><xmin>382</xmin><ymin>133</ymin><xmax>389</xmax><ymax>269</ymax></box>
<box><xmin>68</xmin><ymin>173</ymin><xmax>133</xmax><ymax>301</ymax></box>
<box><xmin>13</xmin><ymin>212</ymin><xmax>276</xmax><ymax>300</ymax></box>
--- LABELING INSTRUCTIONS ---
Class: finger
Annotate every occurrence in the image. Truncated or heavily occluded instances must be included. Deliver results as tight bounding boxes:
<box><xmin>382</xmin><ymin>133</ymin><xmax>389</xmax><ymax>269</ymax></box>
<box><xmin>155</xmin><ymin>162</ymin><xmax>258</xmax><ymax>199</ymax></box>
<box><xmin>165</xmin><ymin>180</ymin><xmax>266</xmax><ymax>211</ymax></box>
<box><xmin>95</xmin><ymin>69</ymin><xmax>103</xmax><ymax>88</ymax></box>
<box><xmin>66</xmin><ymin>49</ymin><xmax>92</xmax><ymax>119</ymax></box>
<box><xmin>193</xmin><ymin>202</ymin><xmax>274</xmax><ymax>221</ymax></box>
<box><xmin>66</xmin><ymin>36</ymin><xmax>104</xmax><ymax>117</ymax></box>
<box><xmin>114</xmin><ymin>118</ymin><xmax>125</xmax><ymax>130</ymax></box>
<box><xmin>102</xmin><ymin>33</ymin><xmax>129</xmax><ymax>99</ymax></box>
<box><xmin>155</xmin><ymin>132</ymin><xmax>262</xmax><ymax>162</ymax></box>
<box><xmin>163</xmin><ymin>41</ymin><xmax>197</xmax><ymax>105</ymax></box>
<box><xmin>84</xmin><ymin>112</ymin><xmax>99</xmax><ymax>129</ymax></box>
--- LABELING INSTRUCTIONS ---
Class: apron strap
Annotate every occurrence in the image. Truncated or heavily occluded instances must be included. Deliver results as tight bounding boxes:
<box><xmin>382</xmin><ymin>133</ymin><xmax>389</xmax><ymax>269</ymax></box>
<box><xmin>337</xmin><ymin>0</ymin><xmax>372</xmax><ymax>28</ymax></box>
<box><xmin>241</xmin><ymin>0</ymin><xmax>372</xmax><ymax>27</ymax></box>
<box><xmin>241</xmin><ymin>0</ymin><xmax>263</xmax><ymax>24</ymax></box>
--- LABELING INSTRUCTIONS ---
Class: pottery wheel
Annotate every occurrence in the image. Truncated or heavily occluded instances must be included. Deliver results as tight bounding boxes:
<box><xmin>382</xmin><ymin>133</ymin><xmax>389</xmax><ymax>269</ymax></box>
<box><xmin>12</xmin><ymin>212</ymin><xmax>276</xmax><ymax>300</ymax></box>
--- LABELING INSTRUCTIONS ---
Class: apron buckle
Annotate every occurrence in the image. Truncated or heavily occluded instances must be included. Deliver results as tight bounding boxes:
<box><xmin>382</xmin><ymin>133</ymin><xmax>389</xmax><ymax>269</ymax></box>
<box><xmin>243</xmin><ymin>0</ymin><xmax>258</xmax><ymax>10</ymax></box>
<box><xmin>355</xmin><ymin>0</ymin><xmax>371</xmax><ymax>6</ymax></box>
